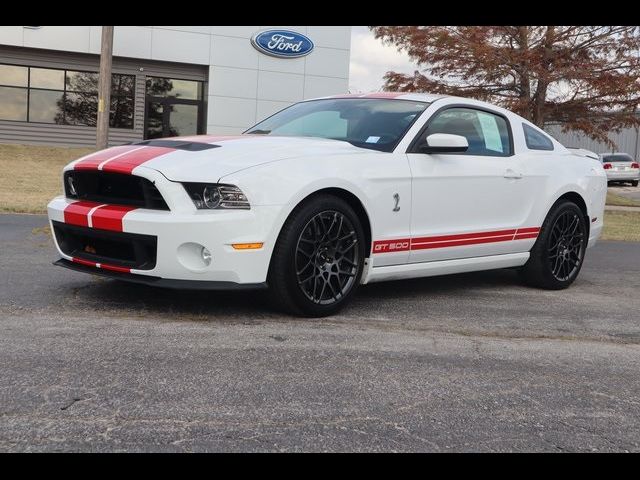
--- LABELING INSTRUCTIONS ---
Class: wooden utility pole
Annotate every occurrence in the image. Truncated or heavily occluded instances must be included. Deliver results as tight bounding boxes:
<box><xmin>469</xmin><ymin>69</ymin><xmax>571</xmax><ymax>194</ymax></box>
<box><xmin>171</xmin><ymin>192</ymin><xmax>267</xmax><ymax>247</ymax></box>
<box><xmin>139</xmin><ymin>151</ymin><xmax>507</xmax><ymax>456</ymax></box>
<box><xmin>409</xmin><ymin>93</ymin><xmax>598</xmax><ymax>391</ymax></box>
<box><xmin>96</xmin><ymin>26</ymin><xmax>114</xmax><ymax>149</ymax></box>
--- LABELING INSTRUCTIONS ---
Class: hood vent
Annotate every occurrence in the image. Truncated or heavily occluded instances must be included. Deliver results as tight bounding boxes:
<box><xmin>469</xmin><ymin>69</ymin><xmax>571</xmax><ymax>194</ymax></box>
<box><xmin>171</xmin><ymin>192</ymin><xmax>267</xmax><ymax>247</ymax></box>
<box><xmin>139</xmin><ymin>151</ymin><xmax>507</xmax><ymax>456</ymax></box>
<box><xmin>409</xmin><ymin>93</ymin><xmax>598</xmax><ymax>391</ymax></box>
<box><xmin>132</xmin><ymin>139</ymin><xmax>221</xmax><ymax>151</ymax></box>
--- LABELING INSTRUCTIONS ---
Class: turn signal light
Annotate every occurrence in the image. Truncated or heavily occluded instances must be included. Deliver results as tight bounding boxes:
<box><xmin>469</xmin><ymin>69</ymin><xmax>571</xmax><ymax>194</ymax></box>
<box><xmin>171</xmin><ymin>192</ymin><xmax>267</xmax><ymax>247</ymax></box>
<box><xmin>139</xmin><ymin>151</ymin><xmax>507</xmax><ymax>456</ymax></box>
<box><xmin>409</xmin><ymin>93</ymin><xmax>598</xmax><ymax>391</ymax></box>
<box><xmin>603</xmin><ymin>163</ymin><xmax>612</xmax><ymax>169</ymax></box>
<box><xmin>631</xmin><ymin>162</ymin><xmax>639</xmax><ymax>169</ymax></box>
<box><xmin>231</xmin><ymin>243</ymin><xmax>264</xmax><ymax>250</ymax></box>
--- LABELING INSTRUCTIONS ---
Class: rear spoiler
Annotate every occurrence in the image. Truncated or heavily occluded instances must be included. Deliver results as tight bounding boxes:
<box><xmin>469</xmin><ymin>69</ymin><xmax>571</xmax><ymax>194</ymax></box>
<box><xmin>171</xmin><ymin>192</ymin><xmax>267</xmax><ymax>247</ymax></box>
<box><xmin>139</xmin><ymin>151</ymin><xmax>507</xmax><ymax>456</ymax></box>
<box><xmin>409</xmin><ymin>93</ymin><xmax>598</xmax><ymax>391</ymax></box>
<box><xmin>566</xmin><ymin>147</ymin><xmax>600</xmax><ymax>160</ymax></box>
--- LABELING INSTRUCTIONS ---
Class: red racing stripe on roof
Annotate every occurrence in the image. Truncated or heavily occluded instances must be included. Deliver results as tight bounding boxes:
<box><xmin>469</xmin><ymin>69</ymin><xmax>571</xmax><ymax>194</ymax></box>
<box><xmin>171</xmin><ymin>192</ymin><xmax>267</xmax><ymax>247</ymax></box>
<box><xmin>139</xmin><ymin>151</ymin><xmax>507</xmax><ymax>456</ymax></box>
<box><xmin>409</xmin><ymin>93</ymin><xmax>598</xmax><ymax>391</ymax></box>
<box><xmin>362</xmin><ymin>92</ymin><xmax>406</xmax><ymax>99</ymax></box>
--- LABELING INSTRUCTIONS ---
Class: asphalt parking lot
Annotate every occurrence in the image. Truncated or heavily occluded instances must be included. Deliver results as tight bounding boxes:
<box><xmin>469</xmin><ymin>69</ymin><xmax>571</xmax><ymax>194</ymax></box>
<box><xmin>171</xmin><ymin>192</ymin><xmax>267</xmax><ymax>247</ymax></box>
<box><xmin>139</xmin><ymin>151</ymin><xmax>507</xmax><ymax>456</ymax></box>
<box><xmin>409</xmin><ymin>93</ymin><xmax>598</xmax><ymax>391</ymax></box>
<box><xmin>1</xmin><ymin>213</ymin><xmax>639</xmax><ymax>452</ymax></box>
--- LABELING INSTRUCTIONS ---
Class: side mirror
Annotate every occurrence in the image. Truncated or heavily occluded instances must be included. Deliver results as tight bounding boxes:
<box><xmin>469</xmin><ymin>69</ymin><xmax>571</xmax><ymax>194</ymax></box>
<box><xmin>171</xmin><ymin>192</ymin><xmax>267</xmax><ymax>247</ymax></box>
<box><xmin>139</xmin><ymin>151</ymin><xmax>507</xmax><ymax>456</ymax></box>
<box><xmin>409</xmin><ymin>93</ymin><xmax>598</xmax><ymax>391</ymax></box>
<box><xmin>418</xmin><ymin>133</ymin><xmax>469</xmax><ymax>154</ymax></box>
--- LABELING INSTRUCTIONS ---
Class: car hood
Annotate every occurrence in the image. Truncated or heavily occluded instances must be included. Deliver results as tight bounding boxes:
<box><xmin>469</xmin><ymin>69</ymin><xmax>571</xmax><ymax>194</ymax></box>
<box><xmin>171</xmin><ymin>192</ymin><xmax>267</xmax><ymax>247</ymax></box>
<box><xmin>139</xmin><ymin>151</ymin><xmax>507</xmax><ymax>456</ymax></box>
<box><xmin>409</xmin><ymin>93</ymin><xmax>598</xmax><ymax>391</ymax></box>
<box><xmin>138</xmin><ymin>134</ymin><xmax>369</xmax><ymax>182</ymax></box>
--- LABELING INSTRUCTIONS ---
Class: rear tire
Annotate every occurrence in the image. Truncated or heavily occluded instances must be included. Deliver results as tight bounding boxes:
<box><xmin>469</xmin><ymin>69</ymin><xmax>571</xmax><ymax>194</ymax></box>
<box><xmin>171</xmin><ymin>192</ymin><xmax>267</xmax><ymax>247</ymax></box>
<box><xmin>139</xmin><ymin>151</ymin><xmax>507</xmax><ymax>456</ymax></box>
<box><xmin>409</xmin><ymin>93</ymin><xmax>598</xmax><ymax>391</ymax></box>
<box><xmin>268</xmin><ymin>195</ymin><xmax>366</xmax><ymax>317</ymax></box>
<box><xmin>632</xmin><ymin>180</ymin><xmax>639</xmax><ymax>187</ymax></box>
<box><xmin>521</xmin><ymin>200</ymin><xmax>587</xmax><ymax>290</ymax></box>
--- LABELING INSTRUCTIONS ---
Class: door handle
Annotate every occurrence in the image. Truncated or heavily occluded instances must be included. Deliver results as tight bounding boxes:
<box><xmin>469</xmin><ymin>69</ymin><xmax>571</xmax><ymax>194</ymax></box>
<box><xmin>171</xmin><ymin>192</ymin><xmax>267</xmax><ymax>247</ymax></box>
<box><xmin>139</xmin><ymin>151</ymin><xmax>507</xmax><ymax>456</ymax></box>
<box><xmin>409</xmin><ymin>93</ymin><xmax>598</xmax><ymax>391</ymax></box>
<box><xmin>504</xmin><ymin>169</ymin><xmax>523</xmax><ymax>179</ymax></box>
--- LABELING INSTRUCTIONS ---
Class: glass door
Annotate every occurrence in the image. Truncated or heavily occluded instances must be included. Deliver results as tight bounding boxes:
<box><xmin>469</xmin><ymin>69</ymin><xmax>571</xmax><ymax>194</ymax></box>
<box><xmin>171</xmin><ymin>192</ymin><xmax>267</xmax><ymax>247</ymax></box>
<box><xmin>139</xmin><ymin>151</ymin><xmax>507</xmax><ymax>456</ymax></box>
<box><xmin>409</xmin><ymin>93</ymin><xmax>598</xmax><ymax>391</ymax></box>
<box><xmin>144</xmin><ymin>77</ymin><xmax>205</xmax><ymax>139</ymax></box>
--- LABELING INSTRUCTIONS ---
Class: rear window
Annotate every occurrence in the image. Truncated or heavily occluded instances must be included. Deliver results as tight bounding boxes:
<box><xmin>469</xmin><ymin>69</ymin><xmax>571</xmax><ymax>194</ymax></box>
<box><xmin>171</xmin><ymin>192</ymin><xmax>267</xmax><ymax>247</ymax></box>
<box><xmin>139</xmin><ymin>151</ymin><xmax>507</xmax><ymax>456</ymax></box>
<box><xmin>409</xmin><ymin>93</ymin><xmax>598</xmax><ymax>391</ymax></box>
<box><xmin>523</xmin><ymin>124</ymin><xmax>554</xmax><ymax>151</ymax></box>
<box><xmin>602</xmin><ymin>154</ymin><xmax>633</xmax><ymax>162</ymax></box>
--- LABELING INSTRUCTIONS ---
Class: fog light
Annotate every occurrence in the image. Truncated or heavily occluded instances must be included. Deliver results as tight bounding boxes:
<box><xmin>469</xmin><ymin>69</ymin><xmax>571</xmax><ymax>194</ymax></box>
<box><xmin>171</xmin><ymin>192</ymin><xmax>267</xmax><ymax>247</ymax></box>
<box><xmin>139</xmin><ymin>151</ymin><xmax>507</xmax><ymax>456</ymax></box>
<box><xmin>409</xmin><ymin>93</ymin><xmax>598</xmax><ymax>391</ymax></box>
<box><xmin>177</xmin><ymin>242</ymin><xmax>212</xmax><ymax>272</ymax></box>
<box><xmin>201</xmin><ymin>246</ymin><xmax>212</xmax><ymax>265</ymax></box>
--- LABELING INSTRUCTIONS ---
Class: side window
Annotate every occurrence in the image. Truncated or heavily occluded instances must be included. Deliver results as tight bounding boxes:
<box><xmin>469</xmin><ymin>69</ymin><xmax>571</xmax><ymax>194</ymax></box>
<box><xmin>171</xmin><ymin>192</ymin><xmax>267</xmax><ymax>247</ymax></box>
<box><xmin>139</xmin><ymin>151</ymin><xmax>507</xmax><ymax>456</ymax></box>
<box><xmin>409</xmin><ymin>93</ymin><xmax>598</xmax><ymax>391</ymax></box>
<box><xmin>523</xmin><ymin>124</ymin><xmax>554</xmax><ymax>151</ymax></box>
<box><xmin>424</xmin><ymin>107</ymin><xmax>512</xmax><ymax>156</ymax></box>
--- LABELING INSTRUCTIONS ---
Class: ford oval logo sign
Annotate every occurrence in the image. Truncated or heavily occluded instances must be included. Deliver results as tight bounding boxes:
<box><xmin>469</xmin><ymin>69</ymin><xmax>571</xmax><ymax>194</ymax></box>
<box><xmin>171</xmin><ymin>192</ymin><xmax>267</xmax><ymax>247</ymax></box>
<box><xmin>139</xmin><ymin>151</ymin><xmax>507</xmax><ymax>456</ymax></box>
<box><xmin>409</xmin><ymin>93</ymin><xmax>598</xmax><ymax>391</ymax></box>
<box><xmin>251</xmin><ymin>30</ymin><xmax>314</xmax><ymax>59</ymax></box>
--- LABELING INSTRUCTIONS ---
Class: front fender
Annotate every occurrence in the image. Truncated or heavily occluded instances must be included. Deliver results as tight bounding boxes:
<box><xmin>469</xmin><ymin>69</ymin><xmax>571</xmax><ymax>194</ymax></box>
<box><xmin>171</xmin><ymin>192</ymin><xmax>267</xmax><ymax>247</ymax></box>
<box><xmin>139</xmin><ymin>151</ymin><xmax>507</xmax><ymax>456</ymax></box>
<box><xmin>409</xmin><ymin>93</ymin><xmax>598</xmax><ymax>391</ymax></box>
<box><xmin>219</xmin><ymin>153</ymin><xmax>412</xmax><ymax>264</ymax></box>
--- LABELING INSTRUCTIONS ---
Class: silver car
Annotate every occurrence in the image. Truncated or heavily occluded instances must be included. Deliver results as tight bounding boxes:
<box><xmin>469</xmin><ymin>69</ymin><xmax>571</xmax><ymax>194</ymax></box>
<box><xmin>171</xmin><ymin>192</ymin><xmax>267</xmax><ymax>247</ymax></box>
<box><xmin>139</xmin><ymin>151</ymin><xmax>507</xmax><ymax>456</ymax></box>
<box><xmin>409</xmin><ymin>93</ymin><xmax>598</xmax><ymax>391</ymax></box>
<box><xmin>600</xmin><ymin>153</ymin><xmax>640</xmax><ymax>186</ymax></box>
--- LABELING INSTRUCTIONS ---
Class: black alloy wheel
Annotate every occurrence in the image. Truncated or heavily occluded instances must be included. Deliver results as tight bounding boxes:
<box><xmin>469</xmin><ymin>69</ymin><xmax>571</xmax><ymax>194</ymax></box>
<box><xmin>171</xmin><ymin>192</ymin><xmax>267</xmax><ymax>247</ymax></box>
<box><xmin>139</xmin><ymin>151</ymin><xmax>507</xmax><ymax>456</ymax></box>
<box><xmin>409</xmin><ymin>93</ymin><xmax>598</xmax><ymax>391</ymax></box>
<box><xmin>521</xmin><ymin>200</ymin><xmax>587</xmax><ymax>289</ymax></box>
<box><xmin>268</xmin><ymin>195</ymin><xmax>366</xmax><ymax>317</ymax></box>
<box><xmin>547</xmin><ymin>209</ymin><xmax>586</xmax><ymax>282</ymax></box>
<box><xmin>295</xmin><ymin>210</ymin><xmax>360</xmax><ymax>305</ymax></box>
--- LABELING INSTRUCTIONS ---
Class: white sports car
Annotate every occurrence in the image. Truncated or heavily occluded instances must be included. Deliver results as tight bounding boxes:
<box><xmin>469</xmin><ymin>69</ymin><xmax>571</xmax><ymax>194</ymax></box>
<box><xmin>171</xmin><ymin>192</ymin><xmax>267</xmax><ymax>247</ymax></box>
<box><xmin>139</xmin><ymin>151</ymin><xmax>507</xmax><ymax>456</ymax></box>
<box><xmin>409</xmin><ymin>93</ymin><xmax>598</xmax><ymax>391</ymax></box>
<box><xmin>48</xmin><ymin>93</ymin><xmax>607</xmax><ymax>316</ymax></box>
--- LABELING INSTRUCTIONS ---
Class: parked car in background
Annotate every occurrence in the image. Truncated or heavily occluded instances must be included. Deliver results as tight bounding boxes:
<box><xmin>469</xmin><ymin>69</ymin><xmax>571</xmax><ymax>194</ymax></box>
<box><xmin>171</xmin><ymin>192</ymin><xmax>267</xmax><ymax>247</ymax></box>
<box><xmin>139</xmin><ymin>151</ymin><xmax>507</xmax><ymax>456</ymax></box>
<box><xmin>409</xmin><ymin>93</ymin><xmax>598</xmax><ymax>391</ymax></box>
<box><xmin>599</xmin><ymin>153</ymin><xmax>640</xmax><ymax>186</ymax></box>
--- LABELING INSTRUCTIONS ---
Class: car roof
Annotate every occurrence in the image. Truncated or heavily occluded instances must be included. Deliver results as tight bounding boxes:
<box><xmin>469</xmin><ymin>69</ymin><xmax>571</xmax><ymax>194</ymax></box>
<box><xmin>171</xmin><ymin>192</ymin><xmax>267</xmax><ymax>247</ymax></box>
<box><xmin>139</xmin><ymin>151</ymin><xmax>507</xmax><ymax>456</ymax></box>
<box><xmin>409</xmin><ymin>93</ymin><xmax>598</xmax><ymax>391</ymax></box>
<box><xmin>311</xmin><ymin>92</ymin><xmax>516</xmax><ymax>115</ymax></box>
<box><xmin>315</xmin><ymin>92</ymin><xmax>447</xmax><ymax>103</ymax></box>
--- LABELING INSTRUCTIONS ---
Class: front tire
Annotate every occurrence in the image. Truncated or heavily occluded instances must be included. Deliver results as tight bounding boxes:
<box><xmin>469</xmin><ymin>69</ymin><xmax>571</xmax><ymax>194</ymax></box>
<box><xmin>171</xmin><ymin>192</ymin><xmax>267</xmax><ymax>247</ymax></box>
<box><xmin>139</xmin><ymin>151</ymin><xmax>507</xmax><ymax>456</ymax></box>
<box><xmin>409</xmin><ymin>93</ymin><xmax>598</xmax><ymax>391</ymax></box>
<box><xmin>521</xmin><ymin>200</ymin><xmax>587</xmax><ymax>290</ymax></box>
<box><xmin>268</xmin><ymin>195</ymin><xmax>366</xmax><ymax>317</ymax></box>
<box><xmin>632</xmin><ymin>180</ymin><xmax>639</xmax><ymax>187</ymax></box>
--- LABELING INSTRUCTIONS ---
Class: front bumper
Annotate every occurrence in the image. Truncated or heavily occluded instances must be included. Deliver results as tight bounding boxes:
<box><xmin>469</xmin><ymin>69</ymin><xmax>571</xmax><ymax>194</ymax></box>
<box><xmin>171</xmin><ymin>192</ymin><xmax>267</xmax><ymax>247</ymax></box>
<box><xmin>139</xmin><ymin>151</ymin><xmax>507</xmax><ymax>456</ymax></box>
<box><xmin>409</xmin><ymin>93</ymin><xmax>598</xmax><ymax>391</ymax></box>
<box><xmin>54</xmin><ymin>258</ymin><xmax>267</xmax><ymax>290</ymax></box>
<box><xmin>48</xmin><ymin>194</ymin><xmax>283</xmax><ymax>285</ymax></box>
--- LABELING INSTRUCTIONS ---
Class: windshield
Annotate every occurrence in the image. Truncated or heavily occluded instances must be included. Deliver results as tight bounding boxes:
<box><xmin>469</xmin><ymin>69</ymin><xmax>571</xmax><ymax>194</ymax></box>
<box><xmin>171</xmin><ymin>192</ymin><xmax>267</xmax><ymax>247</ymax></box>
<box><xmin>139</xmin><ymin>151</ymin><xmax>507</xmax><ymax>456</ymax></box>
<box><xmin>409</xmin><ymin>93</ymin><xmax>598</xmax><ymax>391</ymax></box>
<box><xmin>602</xmin><ymin>154</ymin><xmax>633</xmax><ymax>162</ymax></box>
<box><xmin>245</xmin><ymin>98</ymin><xmax>429</xmax><ymax>152</ymax></box>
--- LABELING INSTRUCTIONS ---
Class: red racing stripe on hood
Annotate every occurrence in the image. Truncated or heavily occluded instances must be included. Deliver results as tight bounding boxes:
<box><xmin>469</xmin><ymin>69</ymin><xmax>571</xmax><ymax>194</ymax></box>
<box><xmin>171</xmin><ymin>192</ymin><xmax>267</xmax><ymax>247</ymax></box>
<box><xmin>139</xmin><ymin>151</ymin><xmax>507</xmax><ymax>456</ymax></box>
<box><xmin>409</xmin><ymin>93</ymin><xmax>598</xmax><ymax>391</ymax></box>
<box><xmin>73</xmin><ymin>145</ymin><xmax>143</xmax><ymax>171</ymax></box>
<box><xmin>100</xmin><ymin>146</ymin><xmax>175</xmax><ymax>174</ymax></box>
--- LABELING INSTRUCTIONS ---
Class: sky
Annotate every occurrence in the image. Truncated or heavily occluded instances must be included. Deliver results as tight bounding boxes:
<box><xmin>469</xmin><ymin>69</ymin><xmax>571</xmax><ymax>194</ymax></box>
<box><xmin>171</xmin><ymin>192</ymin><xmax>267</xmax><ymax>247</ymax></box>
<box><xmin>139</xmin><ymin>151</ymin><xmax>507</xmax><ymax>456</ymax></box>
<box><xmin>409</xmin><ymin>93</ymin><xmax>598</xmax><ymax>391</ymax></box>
<box><xmin>348</xmin><ymin>26</ymin><xmax>418</xmax><ymax>93</ymax></box>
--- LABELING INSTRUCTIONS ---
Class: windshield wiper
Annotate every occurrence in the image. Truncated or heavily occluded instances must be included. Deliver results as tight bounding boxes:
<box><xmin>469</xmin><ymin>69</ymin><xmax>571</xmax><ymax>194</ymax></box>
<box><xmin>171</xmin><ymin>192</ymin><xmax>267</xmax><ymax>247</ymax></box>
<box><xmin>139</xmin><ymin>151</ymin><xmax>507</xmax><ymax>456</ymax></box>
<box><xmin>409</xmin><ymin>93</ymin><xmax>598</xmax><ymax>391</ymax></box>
<box><xmin>246</xmin><ymin>129</ymin><xmax>271</xmax><ymax>135</ymax></box>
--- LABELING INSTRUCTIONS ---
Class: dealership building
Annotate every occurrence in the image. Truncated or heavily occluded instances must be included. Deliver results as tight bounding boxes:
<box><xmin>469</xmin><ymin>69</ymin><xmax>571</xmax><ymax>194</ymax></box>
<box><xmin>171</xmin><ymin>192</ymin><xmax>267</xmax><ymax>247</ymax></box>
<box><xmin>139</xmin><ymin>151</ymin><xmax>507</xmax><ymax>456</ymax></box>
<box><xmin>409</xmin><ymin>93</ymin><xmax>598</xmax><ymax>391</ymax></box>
<box><xmin>0</xmin><ymin>26</ymin><xmax>351</xmax><ymax>146</ymax></box>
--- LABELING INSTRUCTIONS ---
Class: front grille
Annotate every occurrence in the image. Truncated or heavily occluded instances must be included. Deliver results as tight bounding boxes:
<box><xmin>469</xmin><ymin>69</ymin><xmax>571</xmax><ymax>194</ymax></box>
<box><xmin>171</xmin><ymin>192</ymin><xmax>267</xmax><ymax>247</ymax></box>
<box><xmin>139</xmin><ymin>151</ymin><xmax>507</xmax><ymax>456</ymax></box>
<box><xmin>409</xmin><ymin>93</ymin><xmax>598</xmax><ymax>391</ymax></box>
<box><xmin>52</xmin><ymin>221</ymin><xmax>157</xmax><ymax>270</ymax></box>
<box><xmin>64</xmin><ymin>171</ymin><xmax>169</xmax><ymax>210</ymax></box>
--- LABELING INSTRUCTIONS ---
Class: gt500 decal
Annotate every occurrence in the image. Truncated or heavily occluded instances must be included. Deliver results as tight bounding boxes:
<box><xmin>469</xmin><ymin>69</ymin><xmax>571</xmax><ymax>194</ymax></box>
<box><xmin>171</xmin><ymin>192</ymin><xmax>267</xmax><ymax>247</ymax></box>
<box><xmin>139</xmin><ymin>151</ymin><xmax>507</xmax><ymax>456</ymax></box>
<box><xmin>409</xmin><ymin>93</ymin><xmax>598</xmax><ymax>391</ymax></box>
<box><xmin>373</xmin><ymin>239</ymin><xmax>411</xmax><ymax>253</ymax></box>
<box><xmin>373</xmin><ymin>227</ymin><xmax>540</xmax><ymax>254</ymax></box>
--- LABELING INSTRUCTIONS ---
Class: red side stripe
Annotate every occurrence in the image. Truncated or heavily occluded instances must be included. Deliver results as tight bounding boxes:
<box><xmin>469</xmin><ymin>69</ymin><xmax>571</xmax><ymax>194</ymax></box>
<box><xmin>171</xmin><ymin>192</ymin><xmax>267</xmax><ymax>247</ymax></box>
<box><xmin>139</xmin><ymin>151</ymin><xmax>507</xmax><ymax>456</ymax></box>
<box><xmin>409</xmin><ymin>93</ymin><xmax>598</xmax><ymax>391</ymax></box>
<box><xmin>372</xmin><ymin>226</ymin><xmax>541</xmax><ymax>254</ymax></box>
<box><xmin>516</xmin><ymin>227</ymin><xmax>540</xmax><ymax>234</ymax></box>
<box><xmin>91</xmin><ymin>205</ymin><xmax>136</xmax><ymax>232</ymax></box>
<box><xmin>514</xmin><ymin>233</ymin><xmax>539</xmax><ymax>240</ymax></box>
<box><xmin>63</xmin><ymin>201</ymin><xmax>101</xmax><ymax>227</ymax></box>
<box><xmin>410</xmin><ymin>234</ymin><xmax>516</xmax><ymax>251</ymax></box>
<box><xmin>101</xmin><ymin>146</ymin><xmax>174</xmax><ymax>174</ymax></box>
<box><xmin>73</xmin><ymin>145</ymin><xmax>141</xmax><ymax>171</ymax></box>
<box><xmin>411</xmin><ymin>228</ymin><xmax>517</xmax><ymax>245</ymax></box>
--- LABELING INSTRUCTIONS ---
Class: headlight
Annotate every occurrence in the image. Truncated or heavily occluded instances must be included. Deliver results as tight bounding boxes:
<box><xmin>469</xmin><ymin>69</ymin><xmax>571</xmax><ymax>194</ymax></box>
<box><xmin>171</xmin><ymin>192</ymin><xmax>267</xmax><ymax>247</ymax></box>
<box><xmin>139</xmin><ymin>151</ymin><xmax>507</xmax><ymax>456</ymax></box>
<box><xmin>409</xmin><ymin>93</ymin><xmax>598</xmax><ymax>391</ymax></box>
<box><xmin>182</xmin><ymin>183</ymin><xmax>250</xmax><ymax>210</ymax></box>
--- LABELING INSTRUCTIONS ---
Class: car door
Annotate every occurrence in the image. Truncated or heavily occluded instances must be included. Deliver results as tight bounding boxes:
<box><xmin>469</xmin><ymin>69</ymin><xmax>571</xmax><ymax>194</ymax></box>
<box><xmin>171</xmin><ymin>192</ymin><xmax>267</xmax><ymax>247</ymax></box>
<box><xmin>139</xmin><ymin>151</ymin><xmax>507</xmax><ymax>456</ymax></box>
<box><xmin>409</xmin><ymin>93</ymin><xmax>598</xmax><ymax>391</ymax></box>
<box><xmin>407</xmin><ymin>106</ymin><xmax>537</xmax><ymax>264</ymax></box>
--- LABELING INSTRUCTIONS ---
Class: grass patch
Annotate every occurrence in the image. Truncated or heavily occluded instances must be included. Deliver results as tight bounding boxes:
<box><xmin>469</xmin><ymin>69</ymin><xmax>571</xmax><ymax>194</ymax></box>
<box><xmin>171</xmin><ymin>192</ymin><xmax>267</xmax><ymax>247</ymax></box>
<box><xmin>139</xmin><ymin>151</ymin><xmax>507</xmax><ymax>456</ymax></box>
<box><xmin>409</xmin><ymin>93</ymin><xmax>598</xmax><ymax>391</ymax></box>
<box><xmin>602</xmin><ymin>210</ymin><xmax>640</xmax><ymax>242</ymax></box>
<box><xmin>0</xmin><ymin>143</ymin><xmax>95</xmax><ymax>214</ymax></box>
<box><xmin>606</xmin><ymin>191</ymin><xmax>640</xmax><ymax>207</ymax></box>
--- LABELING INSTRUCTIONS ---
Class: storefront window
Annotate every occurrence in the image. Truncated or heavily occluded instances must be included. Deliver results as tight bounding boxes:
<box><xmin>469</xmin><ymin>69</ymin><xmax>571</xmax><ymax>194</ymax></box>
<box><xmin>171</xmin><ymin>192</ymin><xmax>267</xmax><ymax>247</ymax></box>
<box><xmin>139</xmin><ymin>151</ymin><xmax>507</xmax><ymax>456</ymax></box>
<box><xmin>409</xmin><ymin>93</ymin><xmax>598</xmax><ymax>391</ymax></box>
<box><xmin>0</xmin><ymin>63</ymin><xmax>135</xmax><ymax>129</ymax></box>
<box><xmin>0</xmin><ymin>64</ymin><xmax>28</xmax><ymax>87</ymax></box>
<box><xmin>30</xmin><ymin>68</ymin><xmax>64</xmax><ymax>90</ymax></box>
<box><xmin>0</xmin><ymin>86</ymin><xmax>28</xmax><ymax>121</ymax></box>
<box><xmin>29</xmin><ymin>89</ymin><xmax>64</xmax><ymax>123</ymax></box>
